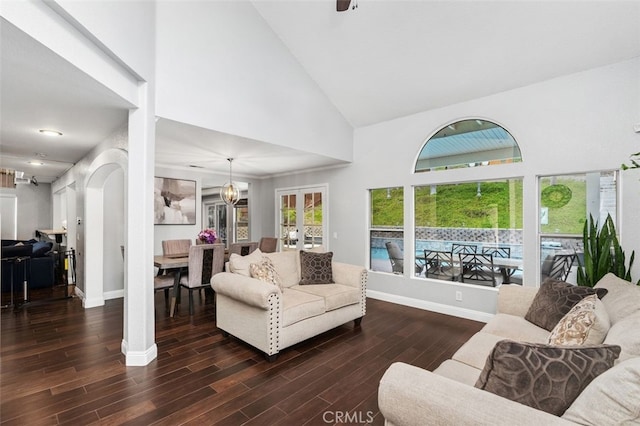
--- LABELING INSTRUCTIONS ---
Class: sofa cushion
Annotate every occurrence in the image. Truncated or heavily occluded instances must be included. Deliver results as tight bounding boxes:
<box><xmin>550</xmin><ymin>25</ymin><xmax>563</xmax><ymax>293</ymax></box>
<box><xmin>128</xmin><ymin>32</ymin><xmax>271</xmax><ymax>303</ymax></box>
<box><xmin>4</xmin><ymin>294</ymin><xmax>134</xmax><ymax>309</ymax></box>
<box><xmin>299</xmin><ymin>251</ymin><xmax>334</xmax><ymax>284</ymax></box>
<box><xmin>562</xmin><ymin>357</ymin><xmax>640</xmax><ymax>425</ymax></box>
<box><xmin>548</xmin><ymin>295</ymin><xmax>596</xmax><ymax>346</ymax></box>
<box><xmin>249</xmin><ymin>257</ymin><xmax>283</xmax><ymax>290</ymax></box>
<box><xmin>453</xmin><ymin>332</ymin><xmax>509</xmax><ymax>369</ymax></box>
<box><xmin>281</xmin><ymin>288</ymin><xmax>325</xmax><ymax>327</ymax></box>
<box><xmin>603</xmin><ymin>311</ymin><xmax>640</xmax><ymax>363</ymax></box>
<box><xmin>290</xmin><ymin>283</ymin><xmax>360</xmax><ymax>311</ymax></box>
<box><xmin>594</xmin><ymin>273</ymin><xmax>640</xmax><ymax>325</ymax></box>
<box><xmin>524</xmin><ymin>278</ymin><xmax>604</xmax><ymax>331</ymax></box>
<box><xmin>475</xmin><ymin>340</ymin><xmax>621</xmax><ymax>416</ymax></box>
<box><xmin>433</xmin><ymin>359</ymin><xmax>482</xmax><ymax>386</ymax></box>
<box><xmin>481</xmin><ymin>314</ymin><xmax>550</xmax><ymax>343</ymax></box>
<box><xmin>264</xmin><ymin>251</ymin><xmax>300</xmax><ymax>288</ymax></box>
<box><xmin>228</xmin><ymin>248</ymin><xmax>263</xmax><ymax>276</ymax></box>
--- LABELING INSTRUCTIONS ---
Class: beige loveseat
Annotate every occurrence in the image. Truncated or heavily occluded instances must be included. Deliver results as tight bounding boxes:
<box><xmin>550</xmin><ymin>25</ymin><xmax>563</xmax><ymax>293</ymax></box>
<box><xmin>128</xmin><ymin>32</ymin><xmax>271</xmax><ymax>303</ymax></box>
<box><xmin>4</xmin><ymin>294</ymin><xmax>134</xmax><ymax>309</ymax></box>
<box><xmin>378</xmin><ymin>273</ymin><xmax>640</xmax><ymax>425</ymax></box>
<box><xmin>211</xmin><ymin>249</ymin><xmax>367</xmax><ymax>361</ymax></box>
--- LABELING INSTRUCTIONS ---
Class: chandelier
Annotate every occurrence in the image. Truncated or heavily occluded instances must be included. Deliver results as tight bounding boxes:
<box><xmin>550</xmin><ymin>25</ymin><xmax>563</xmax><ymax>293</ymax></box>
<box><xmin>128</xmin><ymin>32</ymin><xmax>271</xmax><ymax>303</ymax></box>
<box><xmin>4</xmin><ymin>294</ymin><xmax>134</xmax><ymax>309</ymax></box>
<box><xmin>220</xmin><ymin>158</ymin><xmax>240</xmax><ymax>205</ymax></box>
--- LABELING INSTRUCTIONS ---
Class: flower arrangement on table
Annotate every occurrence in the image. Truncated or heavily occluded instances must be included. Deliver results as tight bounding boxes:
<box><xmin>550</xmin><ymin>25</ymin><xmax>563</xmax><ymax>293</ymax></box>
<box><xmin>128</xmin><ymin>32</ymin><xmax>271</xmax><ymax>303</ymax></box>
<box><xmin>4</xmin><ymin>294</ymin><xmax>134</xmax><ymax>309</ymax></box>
<box><xmin>198</xmin><ymin>228</ymin><xmax>217</xmax><ymax>244</ymax></box>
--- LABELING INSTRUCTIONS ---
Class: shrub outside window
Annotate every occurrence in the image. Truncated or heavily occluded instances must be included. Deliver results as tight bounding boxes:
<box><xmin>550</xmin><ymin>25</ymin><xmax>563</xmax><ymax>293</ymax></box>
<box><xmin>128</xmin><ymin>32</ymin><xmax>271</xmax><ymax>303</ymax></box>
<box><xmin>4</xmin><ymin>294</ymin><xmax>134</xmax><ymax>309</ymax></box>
<box><xmin>539</xmin><ymin>171</ymin><xmax>617</xmax><ymax>283</ymax></box>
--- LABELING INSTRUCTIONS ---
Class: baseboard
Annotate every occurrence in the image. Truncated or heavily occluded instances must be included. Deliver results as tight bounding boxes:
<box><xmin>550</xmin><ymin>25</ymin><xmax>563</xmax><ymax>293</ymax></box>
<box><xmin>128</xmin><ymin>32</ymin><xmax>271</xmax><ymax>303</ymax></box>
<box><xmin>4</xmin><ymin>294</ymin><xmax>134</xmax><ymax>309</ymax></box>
<box><xmin>121</xmin><ymin>340</ymin><xmax>158</xmax><ymax>366</ymax></box>
<box><xmin>104</xmin><ymin>289</ymin><xmax>124</xmax><ymax>300</ymax></box>
<box><xmin>366</xmin><ymin>290</ymin><xmax>494</xmax><ymax>323</ymax></box>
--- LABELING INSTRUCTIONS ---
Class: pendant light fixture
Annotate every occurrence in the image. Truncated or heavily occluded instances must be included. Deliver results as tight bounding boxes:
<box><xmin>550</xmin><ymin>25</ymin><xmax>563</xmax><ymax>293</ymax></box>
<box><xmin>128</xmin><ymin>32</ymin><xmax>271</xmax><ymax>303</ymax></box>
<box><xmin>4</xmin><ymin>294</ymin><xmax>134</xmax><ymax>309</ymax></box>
<box><xmin>220</xmin><ymin>158</ymin><xmax>240</xmax><ymax>205</ymax></box>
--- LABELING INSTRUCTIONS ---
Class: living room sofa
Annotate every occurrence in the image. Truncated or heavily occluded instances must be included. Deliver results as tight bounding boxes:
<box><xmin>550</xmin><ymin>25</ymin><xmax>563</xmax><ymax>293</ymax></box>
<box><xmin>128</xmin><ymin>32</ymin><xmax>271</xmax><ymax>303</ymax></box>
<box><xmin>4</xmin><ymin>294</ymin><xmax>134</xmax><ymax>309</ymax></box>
<box><xmin>1</xmin><ymin>239</ymin><xmax>56</xmax><ymax>293</ymax></box>
<box><xmin>378</xmin><ymin>273</ymin><xmax>640</xmax><ymax>425</ymax></box>
<box><xmin>211</xmin><ymin>249</ymin><xmax>367</xmax><ymax>361</ymax></box>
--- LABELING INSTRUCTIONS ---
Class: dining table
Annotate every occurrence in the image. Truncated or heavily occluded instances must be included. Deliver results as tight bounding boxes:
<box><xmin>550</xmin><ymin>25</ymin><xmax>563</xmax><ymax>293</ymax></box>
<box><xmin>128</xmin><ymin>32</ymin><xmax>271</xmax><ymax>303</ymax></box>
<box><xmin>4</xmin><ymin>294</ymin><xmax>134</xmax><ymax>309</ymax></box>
<box><xmin>491</xmin><ymin>257</ymin><xmax>523</xmax><ymax>284</ymax></box>
<box><xmin>154</xmin><ymin>253</ymin><xmax>189</xmax><ymax>317</ymax></box>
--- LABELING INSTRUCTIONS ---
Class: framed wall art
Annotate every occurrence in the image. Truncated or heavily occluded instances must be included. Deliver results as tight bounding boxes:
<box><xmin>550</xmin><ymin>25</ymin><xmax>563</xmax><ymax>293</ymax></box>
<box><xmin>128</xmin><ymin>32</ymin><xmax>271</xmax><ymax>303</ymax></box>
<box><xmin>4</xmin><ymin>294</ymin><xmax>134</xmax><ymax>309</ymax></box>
<box><xmin>154</xmin><ymin>177</ymin><xmax>196</xmax><ymax>225</ymax></box>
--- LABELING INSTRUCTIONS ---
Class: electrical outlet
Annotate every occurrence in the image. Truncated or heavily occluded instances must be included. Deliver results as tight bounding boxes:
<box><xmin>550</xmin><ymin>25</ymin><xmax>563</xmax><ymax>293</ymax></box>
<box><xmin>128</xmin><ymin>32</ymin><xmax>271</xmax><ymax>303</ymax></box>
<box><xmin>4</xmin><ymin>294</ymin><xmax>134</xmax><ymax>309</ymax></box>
<box><xmin>455</xmin><ymin>291</ymin><xmax>462</xmax><ymax>302</ymax></box>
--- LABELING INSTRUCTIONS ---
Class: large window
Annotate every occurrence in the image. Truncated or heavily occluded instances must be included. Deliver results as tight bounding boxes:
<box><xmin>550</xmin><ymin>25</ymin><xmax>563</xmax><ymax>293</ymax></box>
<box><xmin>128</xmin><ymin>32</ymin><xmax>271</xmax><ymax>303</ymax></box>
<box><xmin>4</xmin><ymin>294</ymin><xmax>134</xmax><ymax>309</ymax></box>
<box><xmin>538</xmin><ymin>171</ymin><xmax>617</xmax><ymax>283</ymax></box>
<box><xmin>414</xmin><ymin>179</ymin><xmax>523</xmax><ymax>285</ymax></box>
<box><xmin>369</xmin><ymin>187</ymin><xmax>404</xmax><ymax>274</ymax></box>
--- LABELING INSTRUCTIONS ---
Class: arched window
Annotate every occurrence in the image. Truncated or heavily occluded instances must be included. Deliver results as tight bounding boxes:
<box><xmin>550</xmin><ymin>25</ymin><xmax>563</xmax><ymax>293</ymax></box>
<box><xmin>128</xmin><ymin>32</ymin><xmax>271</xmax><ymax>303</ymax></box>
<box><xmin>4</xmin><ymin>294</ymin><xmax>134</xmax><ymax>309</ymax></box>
<box><xmin>415</xmin><ymin>119</ymin><xmax>521</xmax><ymax>172</ymax></box>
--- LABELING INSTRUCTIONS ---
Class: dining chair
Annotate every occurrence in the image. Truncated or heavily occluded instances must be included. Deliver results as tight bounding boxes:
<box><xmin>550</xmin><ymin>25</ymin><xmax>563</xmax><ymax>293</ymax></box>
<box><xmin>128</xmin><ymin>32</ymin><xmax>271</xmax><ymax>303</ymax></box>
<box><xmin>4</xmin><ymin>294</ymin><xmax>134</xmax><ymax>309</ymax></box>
<box><xmin>451</xmin><ymin>243</ymin><xmax>478</xmax><ymax>255</ymax></box>
<box><xmin>424</xmin><ymin>249</ymin><xmax>459</xmax><ymax>281</ymax></box>
<box><xmin>458</xmin><ymin>252</ymin><xmax>496</xmax><ymax>286</ymax></box>
<box><xmin>258</xmin><ymin>237</ymin><xmax>278</xmax><ymax>253</ymax></box>
<box><xmin>229</xmin><ymin>241</ymin><xmax>259</xmax><ymax>256</ymax></box>
<box><xmin>179</xmin><ymin>243</ymin><xmax>225</xmax><ymax>315</ymax></box>
<box><xmin>154</xmin><ymin>272</ymin><xmax>175</xmax><ymax>313</ymax></box>
<box><xmin>162</xmin><ymin>239</ymin><xmax>192</xmax><ymax>256</ymax></box>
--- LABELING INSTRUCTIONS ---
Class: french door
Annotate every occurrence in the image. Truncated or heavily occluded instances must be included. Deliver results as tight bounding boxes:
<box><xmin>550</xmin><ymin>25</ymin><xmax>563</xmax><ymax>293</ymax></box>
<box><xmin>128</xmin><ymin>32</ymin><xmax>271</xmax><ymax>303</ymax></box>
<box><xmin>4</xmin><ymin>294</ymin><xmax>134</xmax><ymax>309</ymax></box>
<box><xmin>276</xmin><ymin>185</ymin><xmax>327</xmax><ymax>251</ymax></box>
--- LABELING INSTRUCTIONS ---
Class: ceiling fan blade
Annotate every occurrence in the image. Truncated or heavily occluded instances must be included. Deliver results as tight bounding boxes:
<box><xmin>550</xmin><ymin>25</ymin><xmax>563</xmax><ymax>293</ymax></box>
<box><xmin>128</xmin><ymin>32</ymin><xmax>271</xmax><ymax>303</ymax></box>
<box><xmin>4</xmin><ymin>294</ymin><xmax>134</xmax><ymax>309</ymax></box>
<box><xmin>337</xmin><ymin>0</ymin><xmax>351</xmax><ymax>12</ymax></box>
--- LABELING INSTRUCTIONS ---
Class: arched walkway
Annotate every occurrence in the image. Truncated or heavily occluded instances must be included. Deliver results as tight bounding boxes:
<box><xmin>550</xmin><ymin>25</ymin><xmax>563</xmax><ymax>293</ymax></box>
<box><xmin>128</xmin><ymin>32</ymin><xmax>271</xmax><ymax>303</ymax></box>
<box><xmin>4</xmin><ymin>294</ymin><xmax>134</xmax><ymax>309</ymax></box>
<box><xmin>83</xmin><ymin>148</ymin><xmax>128</xmax><ymax>308</ymax></box>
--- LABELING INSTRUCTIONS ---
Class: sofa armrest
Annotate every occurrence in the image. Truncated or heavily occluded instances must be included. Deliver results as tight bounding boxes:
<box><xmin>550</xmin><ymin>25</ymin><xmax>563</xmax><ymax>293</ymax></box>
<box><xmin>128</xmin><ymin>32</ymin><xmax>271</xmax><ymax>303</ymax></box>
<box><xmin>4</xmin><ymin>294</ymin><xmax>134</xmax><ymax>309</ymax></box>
<box><xmin>497</xmin><ymin>284</ymin><xmax>539</xmax><ymax>317</ymax></box>
<box><xmin>211</xmin><ymin>272</ymin><xmax>281</xmax><ymax>309</ymax></box>
<box><xmin>379</xmin><ymin>362</ymin><xmax>575</xmax><ymax>426</ymax></box>
<box><xmin>332</xmin><ymin>262</ymin><xmax>367</xmax><ymax>289</ymax></box>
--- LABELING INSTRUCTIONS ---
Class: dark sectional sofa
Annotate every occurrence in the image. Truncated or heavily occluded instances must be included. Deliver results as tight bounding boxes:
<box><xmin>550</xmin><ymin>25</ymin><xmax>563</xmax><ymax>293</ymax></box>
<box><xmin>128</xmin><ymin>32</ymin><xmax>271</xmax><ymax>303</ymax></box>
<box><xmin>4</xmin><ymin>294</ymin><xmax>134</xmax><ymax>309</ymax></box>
<box><xmin>1</xmin><ymin>239</ymin><xmax>56</xmax><ymax>294</ymax></box>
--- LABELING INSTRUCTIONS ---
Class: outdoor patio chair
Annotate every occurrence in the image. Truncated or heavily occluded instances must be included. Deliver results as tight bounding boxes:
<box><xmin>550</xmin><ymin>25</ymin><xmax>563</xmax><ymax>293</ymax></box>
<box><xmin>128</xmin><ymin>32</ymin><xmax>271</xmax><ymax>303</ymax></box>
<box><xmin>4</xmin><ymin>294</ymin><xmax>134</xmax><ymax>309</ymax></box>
<box><xmin>424</xmin><ymin>249</ymin><xmax>459</xmax><ymax>281</ymax></box>
<box><xmin>542</xmin><ymin>252</ymin><xmax>577</xmax><ymax>282</ymax></box>
<box><xmin>482</xmin><ymin>245</ymin><xmax>512</xmax><ymax>281</ymax></box>
<box><xmin>385</xmin><ymin>242</ymin><xmax>423</xmax><ymax>275</ymax></box>
<box><xmin>458</xmin><ymin>252</ymin><xmax>496</xmax><ymax>287</ymax></box>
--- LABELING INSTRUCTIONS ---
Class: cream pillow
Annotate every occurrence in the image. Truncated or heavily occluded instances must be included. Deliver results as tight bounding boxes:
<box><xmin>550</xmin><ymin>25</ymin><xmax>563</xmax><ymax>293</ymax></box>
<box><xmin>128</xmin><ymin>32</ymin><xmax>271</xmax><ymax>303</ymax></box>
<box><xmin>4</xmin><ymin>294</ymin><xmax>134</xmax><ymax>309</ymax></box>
<box><xmin>548</xmin><ymin>295</ymin><xmax>597</xmax><ymax>346</ymax></box>
<box><xmin>249</xmin><ymin>257</ymin><xmax>283</xmax><ymax>290</ymax></box>
<box><xmin>562</xmin><ymin>358</ymin><xmax>640</xmax><ymax>425</ymax></box>
<box><xmin>228</xmin><ymin>248</ymin><xmax>263</xmax><ymax>276</ymax></box>
<box><xmin>585</xmin><ymin>298</ymin><xmax>611</xmax><ymax>345</ymax></box>
<box><xmin>594</xmin><ymin>273</ymin><xmax>640</xmax><ymax>325</ymax></box>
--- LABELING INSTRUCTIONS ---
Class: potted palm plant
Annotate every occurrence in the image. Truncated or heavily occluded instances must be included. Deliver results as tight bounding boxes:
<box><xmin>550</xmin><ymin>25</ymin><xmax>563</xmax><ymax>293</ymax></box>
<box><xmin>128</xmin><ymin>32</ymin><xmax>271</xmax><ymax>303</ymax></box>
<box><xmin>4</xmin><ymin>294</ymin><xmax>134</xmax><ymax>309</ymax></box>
<box><xmin>577</xmin><ymin>214</ymin><xmax>637</xmax><ymax>287</ymax></box>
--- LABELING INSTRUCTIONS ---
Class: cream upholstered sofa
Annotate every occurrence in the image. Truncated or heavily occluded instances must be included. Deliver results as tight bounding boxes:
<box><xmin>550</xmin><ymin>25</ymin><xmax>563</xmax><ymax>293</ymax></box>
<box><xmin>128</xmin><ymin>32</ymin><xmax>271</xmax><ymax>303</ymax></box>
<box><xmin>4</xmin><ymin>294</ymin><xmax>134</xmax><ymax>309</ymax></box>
<box><xmin>378</xmin><ymin>273</ymin><xmax>640</xmax><ymax>426</ymax></box>
<box><xmin>211</xmin><ymin>249</ymin><xmax>367</xmax><ymax>361</ymax></box>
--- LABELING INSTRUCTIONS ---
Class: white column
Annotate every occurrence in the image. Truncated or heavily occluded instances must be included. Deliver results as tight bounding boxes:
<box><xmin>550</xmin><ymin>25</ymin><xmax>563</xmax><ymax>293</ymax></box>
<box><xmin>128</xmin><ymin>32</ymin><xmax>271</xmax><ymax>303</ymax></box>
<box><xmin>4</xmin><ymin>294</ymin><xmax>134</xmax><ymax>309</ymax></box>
<box><xmin>122</xmin><ymin>81</ymin><xmax>157</xmax><ymax>366</ymax></box>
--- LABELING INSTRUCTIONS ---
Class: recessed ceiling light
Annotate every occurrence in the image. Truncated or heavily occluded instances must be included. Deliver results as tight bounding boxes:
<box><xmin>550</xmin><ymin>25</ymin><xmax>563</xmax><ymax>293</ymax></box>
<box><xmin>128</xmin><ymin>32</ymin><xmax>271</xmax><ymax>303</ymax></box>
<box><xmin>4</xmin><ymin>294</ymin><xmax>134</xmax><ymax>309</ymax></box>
<box><xmin>35</xmin><ymin>152</ymin><xmax>47</xmax><ymax>158</ymax></box>
<box><xmin>28</xmin><ymin>161</ymin><xmax>44</xmax><ymax>166</ymax></box>
<box><xmin>39</xmin><ymin>129</ymin><xmax>63</xmax><ymax>137</ymax></box>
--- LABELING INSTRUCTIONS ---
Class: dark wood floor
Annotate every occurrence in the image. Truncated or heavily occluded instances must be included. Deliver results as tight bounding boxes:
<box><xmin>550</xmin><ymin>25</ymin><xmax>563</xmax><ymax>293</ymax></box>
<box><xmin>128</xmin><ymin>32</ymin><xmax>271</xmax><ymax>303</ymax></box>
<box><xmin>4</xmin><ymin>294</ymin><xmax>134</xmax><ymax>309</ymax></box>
<box><xmin>1</xmin><ymin>286</ymin><xmax>483</xmax><ymax>425</ymax></box>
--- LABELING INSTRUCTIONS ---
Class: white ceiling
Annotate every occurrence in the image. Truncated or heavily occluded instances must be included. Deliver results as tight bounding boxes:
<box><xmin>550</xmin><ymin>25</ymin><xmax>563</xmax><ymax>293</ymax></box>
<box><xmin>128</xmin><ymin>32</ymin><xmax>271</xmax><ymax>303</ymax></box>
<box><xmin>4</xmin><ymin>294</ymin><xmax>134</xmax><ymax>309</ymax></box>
<box><xmin>2</xmin><ymin>1</ymin><xmax>639</xmax><ymax>184</ymax></box>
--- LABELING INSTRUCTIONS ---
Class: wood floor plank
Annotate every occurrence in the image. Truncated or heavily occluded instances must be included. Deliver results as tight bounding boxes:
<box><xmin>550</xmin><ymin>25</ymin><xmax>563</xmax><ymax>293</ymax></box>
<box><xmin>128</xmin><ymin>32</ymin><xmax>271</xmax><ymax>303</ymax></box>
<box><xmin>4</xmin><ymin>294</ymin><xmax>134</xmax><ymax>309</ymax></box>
<box><xmin>1</xmin><ymin>289</ymin><xmax>484</xmax><ymax>425</ymax></box>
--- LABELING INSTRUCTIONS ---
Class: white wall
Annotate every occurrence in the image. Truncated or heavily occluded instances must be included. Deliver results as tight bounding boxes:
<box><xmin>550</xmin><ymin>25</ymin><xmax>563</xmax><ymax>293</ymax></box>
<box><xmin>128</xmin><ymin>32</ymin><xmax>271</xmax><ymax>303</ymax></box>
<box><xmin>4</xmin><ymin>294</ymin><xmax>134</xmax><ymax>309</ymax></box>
<box><xmin>16</xmin><ymin>183</ymin><xmax>52</xmax><ymax>240</ymax></box>
<box><xmin>103</xmin><ymin>167</ymin><xmax>124</xmax><ymax>295</ymax></box>
<box><xmin>52</xmin><ymin>126</ymin><xmax>128</xmax><ymax>292</ymax></box>
<box><xmin>266</xmin><ymin>58</ymin><xmax>640</xmax><ymax>319</ymax></box>
<box><xmin>153</xmin><ymin>166</ymin><xmax>267</xmax><ymax>254</ymax></box>
<box><xmin>155</xmin><ymin>1</ymin><xmax>353</xmax><ymax>162</ymax></box>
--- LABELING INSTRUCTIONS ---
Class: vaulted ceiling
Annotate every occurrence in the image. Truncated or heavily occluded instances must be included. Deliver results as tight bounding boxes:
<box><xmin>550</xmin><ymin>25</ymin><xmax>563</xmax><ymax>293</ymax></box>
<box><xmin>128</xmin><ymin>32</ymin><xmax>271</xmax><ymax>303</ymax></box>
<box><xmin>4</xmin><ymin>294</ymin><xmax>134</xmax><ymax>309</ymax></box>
<box><xmin>2</xmin><ymin>1</ymin><xmax>639</xmax><ymax>183</ymax></box>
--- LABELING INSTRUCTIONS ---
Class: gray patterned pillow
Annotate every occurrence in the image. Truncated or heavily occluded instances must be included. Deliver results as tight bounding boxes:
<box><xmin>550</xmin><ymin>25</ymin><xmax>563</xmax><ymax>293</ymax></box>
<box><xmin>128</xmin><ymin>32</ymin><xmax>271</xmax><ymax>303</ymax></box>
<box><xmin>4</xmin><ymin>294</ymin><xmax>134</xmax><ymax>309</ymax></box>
<box><xmin>475</xmin><ymin>340</ymin><xmax>621</xmax><ymax>416</ymax></box>
<box><xmin>299</xmin><ymin>251</ymin><xmax>334</xmax><ymax>285</ymax></box>
<box><xmin>525</xmin><ymin>278</ymin><xmax>606</xmax><ymax>331</ymax></box>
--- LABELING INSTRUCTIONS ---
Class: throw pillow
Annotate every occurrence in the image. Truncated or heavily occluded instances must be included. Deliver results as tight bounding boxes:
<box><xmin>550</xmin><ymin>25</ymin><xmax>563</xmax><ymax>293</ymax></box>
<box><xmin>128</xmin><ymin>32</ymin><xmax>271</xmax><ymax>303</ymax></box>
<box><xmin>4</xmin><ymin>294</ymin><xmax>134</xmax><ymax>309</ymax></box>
<box><xmin>250</xmin><ymin>257</ymin><xmax>283</xmax><ymax>290</ymax></box>
<box><xmin>525</xmin><ymin>278</ymin><xmax>605</xmax><ymax>331</ymax></box>
<box><xmin>594</xmin><ymin>272</ymin><xmax>640</xmax><ymax>325</ymax></box>
<box><xmin>548</xmin><ymin>294</ymin><xmax>596</xmax><ymax>346</ymax></box>
<box><xmin>562</xmin><ymin>357</ymin><xmax>640</xmax><ymax>425</ymax></box>
<box><xmin>228</xmin><ymin>248</ymin><xmax>263</xmax><ymax>276</ymax></box>
<box><xmin>299</xmin><ymin>250</ymin><xmax>334</xmax><ymax>285</ymax></box>
<box><xmin>475</xmin><ymin>340</ymin><xmax>621</xmax><ymax>416</ymax></box>
<box><xmin>32</xmin><ymin>241</ymin><xmax>52</xmax><ymax>257</ymax></box>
